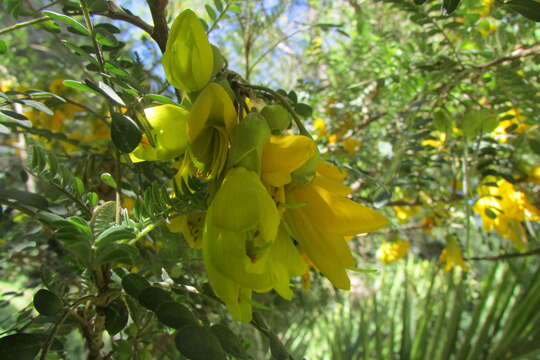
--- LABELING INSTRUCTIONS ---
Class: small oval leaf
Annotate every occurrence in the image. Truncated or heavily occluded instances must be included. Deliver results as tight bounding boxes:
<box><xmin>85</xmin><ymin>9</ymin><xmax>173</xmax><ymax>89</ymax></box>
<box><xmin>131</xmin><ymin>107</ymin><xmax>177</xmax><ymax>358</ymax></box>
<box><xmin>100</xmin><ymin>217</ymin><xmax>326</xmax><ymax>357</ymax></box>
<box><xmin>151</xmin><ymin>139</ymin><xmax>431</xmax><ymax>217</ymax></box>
<box><xmin>138</xmin><ymin>287</ymin><xmax>172</xmax><ymax>312</ymax></box>
<box><xmin>156</xmin><ymin>302</ymin><xmax>198</xmax><ymax>329</ymax></box>
<box><xmin>175</xmin><ymin>325</ymin><xmax>226</xmax><ymax>360</ymax></box>
<box><xmin>111</xmin><ymin>113</ymin><xmax>142</xmax><ymax>153</ymax></box>
<box><xmin>105</xmin><ymin>299</ymin><xmax>129</xmax><ymax>336</ymax></box>
<box><xmin>33</xmin><ymin>289</ymin><xmax>63</xmax><ymax>316</ymax></box>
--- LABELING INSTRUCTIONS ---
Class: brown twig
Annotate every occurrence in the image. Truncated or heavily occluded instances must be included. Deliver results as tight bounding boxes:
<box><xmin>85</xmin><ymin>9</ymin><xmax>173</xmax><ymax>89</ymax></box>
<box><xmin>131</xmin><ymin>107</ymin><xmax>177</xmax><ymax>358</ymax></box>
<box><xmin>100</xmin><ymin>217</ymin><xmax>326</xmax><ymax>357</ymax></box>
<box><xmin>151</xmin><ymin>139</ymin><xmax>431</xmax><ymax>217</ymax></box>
<box><xmin>473</xmin><ymin>43</ymin><xmax>540</xmax><ymax>69</ymax></box>
<box><xmin>146</xmin><ymin>0</ymin><xmax>169</xmax><ymax>53</ymax></box>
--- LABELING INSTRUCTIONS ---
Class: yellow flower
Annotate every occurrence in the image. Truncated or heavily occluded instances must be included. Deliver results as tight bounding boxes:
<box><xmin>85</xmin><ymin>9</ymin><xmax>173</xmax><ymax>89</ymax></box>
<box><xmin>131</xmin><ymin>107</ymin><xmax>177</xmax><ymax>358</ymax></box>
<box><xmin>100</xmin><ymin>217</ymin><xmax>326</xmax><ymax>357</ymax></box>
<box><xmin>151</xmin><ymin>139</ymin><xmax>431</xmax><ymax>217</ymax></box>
<box><xmin>473</xmin><ymin>177</ymin><xmax>540</xmax><ymax>250</ymax></box>
<box><xmin>129</xmin><ymin>105</ymin><xmax>189</xmax><ymax>162</ymax></box>
<box><xmin>440</xmin><ymin>237</ymin><xmax>468</xmax><ymax>272</ymax></box>
<box><xmin>328</xmin><ymin>133</ymin><xmax>339</xmax><ymax>144</ymax></box>
<box><xmin>377</xmin><ymin>240</ymin><xmax>410</xmax><ymax>264</ymax></box>
<box><xmin>168</xmin><ymin>210</ymin><xmax>206</xmax><ymax>249</ymax></box>
<box><xmin>262</xmin><ymin>135</ymin><xmax>317</xmax><ymax>187</ymax></box>
<box><xmin>392</xmin><ymin>205</ymin><xmax>420</xmax><ymax>224</ymax></box>
<box><xmin>421</xmin><ymin>131</ymin><xmax>446</xmax><ymax>149</ymax></box>
<box><xmin>203</xmin><ymin>167</ymin><xmax>306</xmax><ymax>321</ymax></box>
<box><xmin>342</xmin><ymin>138</ymin><xmax>361</xmax><ymax>154</ymax></box>
<box><xmin>313</xmin><ymin>118</ymin><xmax>327</xmax><ymax>136</ymax></box>
<box><xmin>529</xmin><ymin>165</ymin><xmax>540</xmax><ymax>184</ymax></box>
<box><xmin>285</xmin><ymin>161</ymin><xmax>388</xmax><ymax>290</ymax></box>
<box><xmin>186</xmin><ymin>82</ymin><xmax>237</xmax><ymax>178</ymax></box>
<box><xmin>162</xmin><ymin>9</ymin><xmax>213</xmax><ymax>92</ymax></box>
<box><xmin>492</xmin><ymin>107</ymin><xmax>530</xmax><ymax>143</ymax></box>
<box><xmin>478</xmin><ymin>18</ymin><xmax>498</xmax><ymax>36</ymax></box>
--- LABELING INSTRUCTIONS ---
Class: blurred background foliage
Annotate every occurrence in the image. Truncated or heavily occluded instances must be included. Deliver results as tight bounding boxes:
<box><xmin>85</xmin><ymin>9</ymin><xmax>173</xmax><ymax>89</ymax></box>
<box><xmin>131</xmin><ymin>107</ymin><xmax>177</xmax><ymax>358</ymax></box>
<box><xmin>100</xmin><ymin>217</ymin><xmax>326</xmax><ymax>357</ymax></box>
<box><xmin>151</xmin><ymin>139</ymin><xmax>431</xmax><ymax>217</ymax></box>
<box><xmin>0</xmin><ymin>0</ymin><xmax>539</xmax><ymax>359</ymax></box>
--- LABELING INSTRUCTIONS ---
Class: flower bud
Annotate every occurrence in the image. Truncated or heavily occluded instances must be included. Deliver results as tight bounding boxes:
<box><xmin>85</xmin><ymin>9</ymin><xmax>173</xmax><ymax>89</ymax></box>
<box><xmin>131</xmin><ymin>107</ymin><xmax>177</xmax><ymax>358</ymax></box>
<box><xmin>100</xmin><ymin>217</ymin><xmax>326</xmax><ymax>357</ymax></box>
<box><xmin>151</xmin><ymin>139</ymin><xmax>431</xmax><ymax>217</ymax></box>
<box><xmin>162</xmin><ymin>9</ymin><xmax>213</xmax><ymax>92</ymax></box>
<box><xmin>261</xmin><ymin>105</ymin><xmax>291</xmax><ymax>134</ymax></box>
<box><xmin>228</xmin><ymin>113</ymin><xmax>271</xmax><ymax>175</ymax></box>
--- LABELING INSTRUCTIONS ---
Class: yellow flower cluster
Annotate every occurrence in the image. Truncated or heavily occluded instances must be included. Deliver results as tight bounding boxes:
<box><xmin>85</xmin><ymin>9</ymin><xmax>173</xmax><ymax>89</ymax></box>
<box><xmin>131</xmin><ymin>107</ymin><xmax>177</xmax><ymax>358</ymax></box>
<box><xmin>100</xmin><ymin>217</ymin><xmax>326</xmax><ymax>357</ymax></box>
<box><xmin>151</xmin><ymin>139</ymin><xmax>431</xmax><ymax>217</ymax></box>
<box><xmin>377</xmin><ymin>240</ymin><xmax>410</xmax><ymax>264</ymax></box>
<box><xmin>134</xmin><ymin>9</ymin><xmax>388</xmax><ymax>322</ymax></box>
<box><xmin>440</xmin><ymin>237</ymin><xmax>468</xmax><ymax>272</ymax></box>
<box><xmin>473</xmin><ymin>177</ymin><xmax>540</xmax><ymax>250</ymax></box>
<box><xmin>492</xmin><ymin>107</ymin><xmax>531</xmax><ymax>143</ymax></box>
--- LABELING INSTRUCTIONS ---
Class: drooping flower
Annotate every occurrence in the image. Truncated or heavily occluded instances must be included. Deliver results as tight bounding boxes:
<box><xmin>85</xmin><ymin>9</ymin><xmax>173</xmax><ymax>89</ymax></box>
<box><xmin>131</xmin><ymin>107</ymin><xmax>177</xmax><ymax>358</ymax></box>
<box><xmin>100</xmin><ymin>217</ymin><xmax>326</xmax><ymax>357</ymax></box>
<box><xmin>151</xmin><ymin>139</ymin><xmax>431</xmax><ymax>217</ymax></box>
<box><xmin>440</xmin><ymin>237</ymin><xmax>468</xmax><ymax>272</ymax></box>
<box><xmin>203</xmin><ymin>167</ymin><xmax>292</xmax><ymax>321</ymax></box>
<box><xmin>284</xmin><ymin>160</ymin><xmax>388</xmax><ymax>290</ymax></box>
<box><xmin>162</xmin><ymin>9</ymin><xmax>213</xmax><ymax>92</ymax></box>
<box><xmin>129</xmin><ymin>105</ymin><xmax>189</xmax><ymax>162</ymax></box>
<box><xmin>186</xmin><ymin>82</ymin><xmax>237</xmax><ymax>178</ymax></box>
<box><xmin>377</xmin><ymin>240</ymin><xmax>410</xmax><ymax>264</ymax></box>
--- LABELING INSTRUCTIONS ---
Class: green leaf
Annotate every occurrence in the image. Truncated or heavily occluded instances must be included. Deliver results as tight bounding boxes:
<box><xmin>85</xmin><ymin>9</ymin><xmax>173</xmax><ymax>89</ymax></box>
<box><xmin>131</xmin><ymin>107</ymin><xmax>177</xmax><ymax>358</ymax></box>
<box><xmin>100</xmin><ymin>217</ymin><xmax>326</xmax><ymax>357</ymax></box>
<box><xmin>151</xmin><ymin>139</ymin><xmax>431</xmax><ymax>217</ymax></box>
<box><xmin>0</xmin><ymin>110</ymin><xmax>29</xmax><ymax>122</ymax></box>
<box><xmin>529</xmin><ymin>138</ymin><xmax>540</xmax><ymax>155</ymax></box>
<box><xmin>144</xmin><ymin>94</ymin><xmax>177</xmax><ymax>105</ymax></box>
<box><xmin>287</xmin><ymin>90</ymin><xmax>298</xmax><ymax>103</ymax></box>
<box><xmin>96</xmin><ymin>243</ymin><xmax>139</xmax><ymax>265</ymax></box>
<box><xmin>104</xmin><ymin>62</ymin><xmax>129</xmax><ymax>77</ymax></box>
<box><xmin>460</xmin><ymin>109</ymin><xmax>498</xmax><ymax>139</ymax></box>
<box><xmin>62</xmin><ymin>40</ymin><xmax>98</xmax><ymax>64</ymax></box>
<box><xmin>122</xmin><ymin>274</ymin><xmax>151</xmax><ymax>298</ymax></box>
<box><xmin>213</xmin><ymin>0</ymin><xmax>224</xmax><ymax>12</ymax></box>
<box><xmin>94</xmin><ymin>225</ymin><xmax>135</xmax><ymax>249</ymax></box>
<box><xmin>33</xmin><ymin>289</ymin><xmax>63</xmax><ymax>316</ymax></box>
<box><xmin>54</xmin><ymin>217</ymin><xmax>93</xmax><ymax>262</ymax></box>
<box><xmin>0</xmin><ymin>188</ymin><xmax>49</xmax><ymax>210</ymax></box>
<box><xmin>0</xmin><ymin>333</ymin><xmax>43</xmax><ymax>360</ymax></box>
<box><xmin>100</xmin><ymin>173</ymin><xmax>117</xmax><ymax>188</ymax></box>
<box><xmin>175</xmin><ymin>325</ymin><xmax>226</xmax><ymax>360</ymax></box>
<box><xmin>42</xmin><ymin>10</ymin><xmax>90</xmax><ymax>36</ymax></box>
<box><xmin>443</xmin><ymin>0</ymin><xmax>460</xmax><ymax>13</ymax></box>
<box><xmin>63</xmin><ymin>80</ymin><xmax>101</xmax><ymax>96</ymax></box>
<box><xmin>87</xmin><ymin>0</ymin><xmax>109</xmax><ymax>13</ymax></box>
<box><xmin>211</xmin><ymin>324</ymin><xmax>248</xmax><ymax>359</ymax></box>
<box><xmin>98</xmin><ymin>82</ymin><xmax>125</xmax><ymax>106</ymax></box>
<box><xmin>206</xmin><ymin>4</ymin><xmax>217</xmax><ymax>20</ymax></box>
<box><xmin>95</xmin><ymin>23</ymin><xmax>121</xmax><ymax>34</ymax></box>
<box><xmin>0</xmin><ymin>123</ymin><xmax>10</xmax><ymax>134</ymax></box>
<box><xmin>433</xmin><ymin>108</ymin><xmax>454</xmax><ymax>133</ymax></box>
<box><xmin>156</xmin><ymin>302</ymin><xmax>198</xmax><ymax>329</ymax></box>
<box><xmin>0</xmin><ymin>40</ymin><xmax>7</xmax><ymax>54</ymax></box>
<box><xmin>507</xmin><ymin>0</ymin><xmax>540</xmax><ymax>21</ymax></box>
<box><xmin>110</xmin><ymin>113</ymin><xmax>142</xmax><ymax>153</ymax></box>
<box><xmin>19</xmin><ymin>99</ymin><xmax>53</xmax><ymax>116</ymax></box>
<box><xmin>294</xmin><ymin>103</ymin><xmax>313</xmax><ymax>118</ymax></box>
<box><xmin>138</xmin><ymin>287</ymin><xmax>173</xmax><ymax>312</ymax></box>
<box><xmin>96</xmin><ymin>28</ymin><xmax>119</xmax><ymax>47</ymax></box>
<box><xmin>105</xmin><ymin>299</ymin><xmax>129</xmax><ymax>336</ymax></box>
<box><xmin>90</xmin><ymin>201</ymin><xmax>116</xmax><ymax>236</ymax></box>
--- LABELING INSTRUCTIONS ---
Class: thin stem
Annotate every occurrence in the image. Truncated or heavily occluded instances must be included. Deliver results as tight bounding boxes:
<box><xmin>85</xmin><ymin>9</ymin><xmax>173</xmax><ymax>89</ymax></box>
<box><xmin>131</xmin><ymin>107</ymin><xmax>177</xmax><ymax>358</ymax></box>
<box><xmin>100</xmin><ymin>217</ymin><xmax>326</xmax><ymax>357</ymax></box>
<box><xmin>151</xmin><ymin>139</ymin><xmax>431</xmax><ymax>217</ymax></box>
<box><xmin>40</xmin><ymin>295</ymin><xmax>95</xmax><ymax>360</ymax></box>
<box><xmin>467</xmin><ymin>247</ymin><xmax>540</xmax><ymax>261</ymax></box>
<box><xmin>0</xmin><ymin>16</ymin><xmax>49</xmax><ymax>36</ymax></box>
<box><xmin>462</xmin><ymin>138</ymin><xmax>472</xmax><ymax>257</ymax></box>
<box><xmin>129</xmin><ymin>218</ymin><xmax>165</xmax><ymax>245</ymax></box>
<box><xmin>25</xmin><ymin>167</ymin><xmax>93</xmax><ymax>218</ymax></box>
<box><xmin>240</xmin><ymin>83</ymin><xmax>312</xmax><ymax>138</ymax></box>
<box><xmin>80</xmin><ymin>1</ymin><xmax>122</xmax><ymax>224</ymax></box>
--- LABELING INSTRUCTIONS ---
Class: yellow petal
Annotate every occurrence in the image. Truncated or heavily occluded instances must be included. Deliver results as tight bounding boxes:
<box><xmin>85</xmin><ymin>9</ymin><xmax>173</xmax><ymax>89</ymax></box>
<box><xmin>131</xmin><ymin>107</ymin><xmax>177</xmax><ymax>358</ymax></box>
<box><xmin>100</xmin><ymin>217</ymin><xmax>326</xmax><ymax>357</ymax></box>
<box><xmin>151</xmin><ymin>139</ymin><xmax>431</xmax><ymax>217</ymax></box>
<box><xmin>189</xmin><ymin>82</ymin><xmax>237</xmax><ymax>141</ymax></box>
<box><xmin>262</xmin><ymin>135</ymin><xmax>316</xmax><ymax>187</ymax></box>
<box><xmin>288</xmin><ymin>182</ymin><xmax>388</xmax><ymax>236</ymax></box>
<box><xmin>285</xmin><ymin>203</ymin><xmax>354</xmax><ymax>290</ymax></box>
<box><xmin>209</xmin><ymin>167</ymin><xmax>279</xmax><ymax>238</ymax></box>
